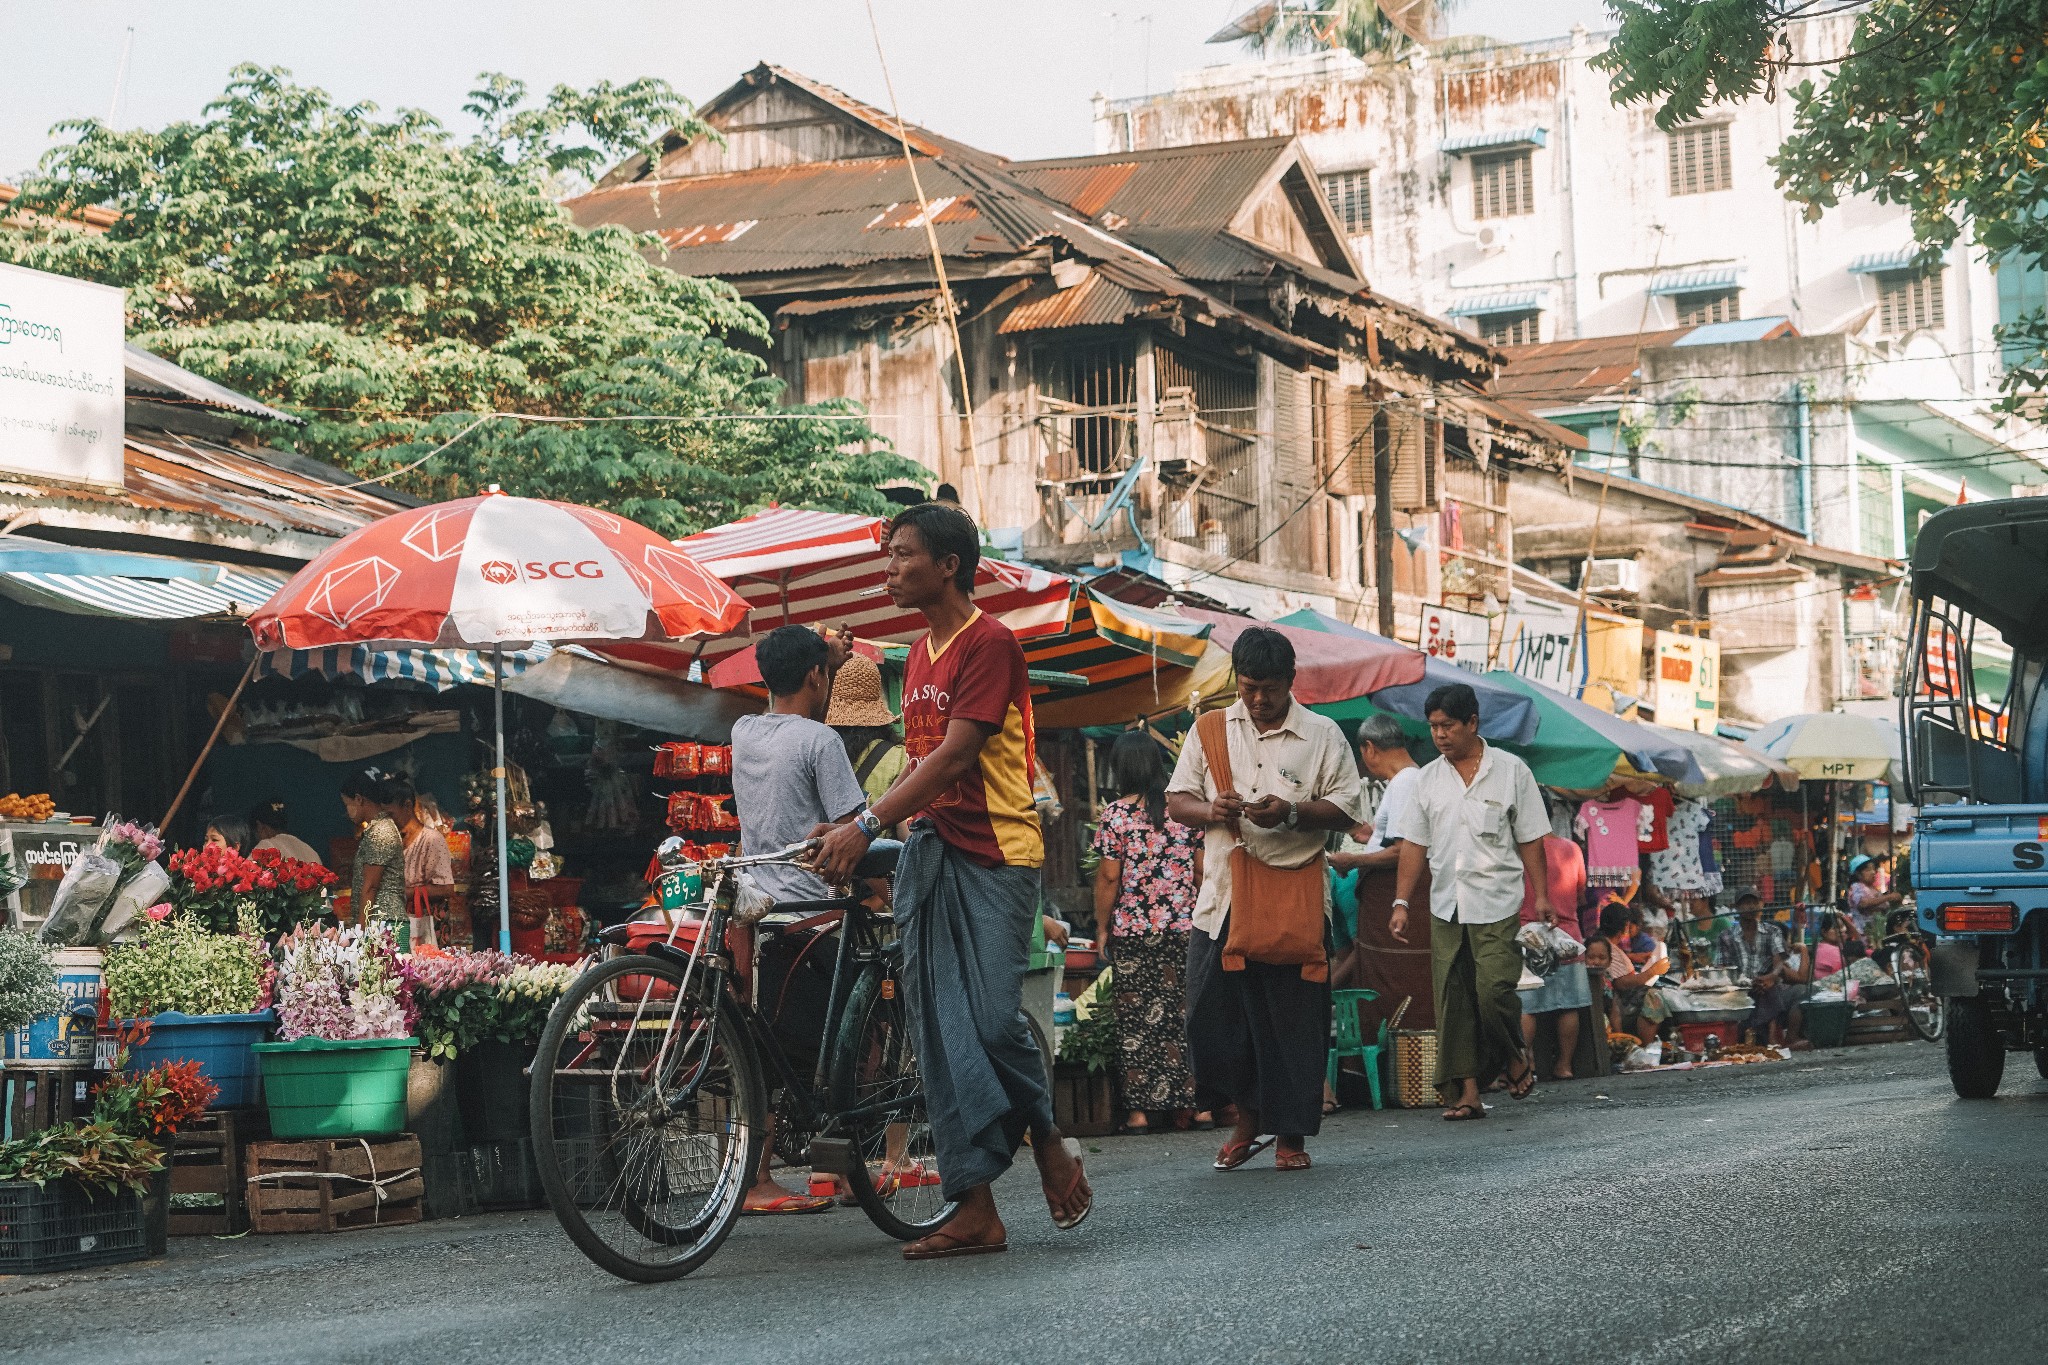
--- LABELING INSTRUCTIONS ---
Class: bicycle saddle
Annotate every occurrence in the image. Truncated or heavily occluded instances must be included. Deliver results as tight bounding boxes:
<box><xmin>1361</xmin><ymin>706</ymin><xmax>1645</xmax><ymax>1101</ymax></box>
<box><xmin>854</xmin><ymin>838</ymin><xmax>903</xmax><ymax>879</ymax></box>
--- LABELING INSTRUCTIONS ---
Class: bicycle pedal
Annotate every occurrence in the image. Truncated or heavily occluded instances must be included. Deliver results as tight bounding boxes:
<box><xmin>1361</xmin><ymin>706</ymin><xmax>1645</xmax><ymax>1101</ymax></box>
<box><xmin>806</xmin><ymin>1137</ymin><xmax>855</xmax><ymax>1175</ymax></box>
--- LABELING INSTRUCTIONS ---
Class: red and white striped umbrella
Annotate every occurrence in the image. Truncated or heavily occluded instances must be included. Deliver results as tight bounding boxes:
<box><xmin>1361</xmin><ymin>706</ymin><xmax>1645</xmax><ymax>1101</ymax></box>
<box><xmin>595</xmin><ymin>507</ymin><xmax>1073</xmax><ymax>673</ymax></box>
<box><xmin>249</xmin><ymin>492</ymin><xmax>746</xmax><ymax>651</ymax></box>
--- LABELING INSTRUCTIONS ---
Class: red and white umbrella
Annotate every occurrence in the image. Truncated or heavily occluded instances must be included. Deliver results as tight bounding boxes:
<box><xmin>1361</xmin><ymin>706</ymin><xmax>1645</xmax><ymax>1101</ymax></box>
<box><xmin>596</xmin><ymin>506</ymin><xmax>1073</xmax><ymax>675</ymax></box>
<box><xmin>249</xmin><ymin>492</ymin><xmax>746</xmax><ymax>651</ymax></box>
<box><xmin>247</xmin><ymin>491</ymin><xmax>744</xmax><ymax>954</ymax></box>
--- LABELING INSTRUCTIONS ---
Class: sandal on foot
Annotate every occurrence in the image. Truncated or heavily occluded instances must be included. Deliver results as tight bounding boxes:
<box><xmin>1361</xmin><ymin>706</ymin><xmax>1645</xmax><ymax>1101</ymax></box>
<box><xmin>743</xmin><ymin>1193</ymin><xmax>833</xmax><ymax>1216</ymax></box>
<box><xmin>1507</xmin><ymin>1063</ymin><xmax>1537</xmax><ymax>1100</ymax></box>
<box><xmin>1044</xmin><ymin>1137</ymin><xmax>1093</xmax><ymax>1231</ymax></box>
<box><xmin>903</xmin><ymin>1229</ymin><xmax>1007</xmax><ymax>1260</ymax></box>
<box><xmin>1441</xmin><ymin>1103</ymin><xmax>1487</xmax><ymax>1122</ymax></box>
<box><xmin>1274</xmin><ymin>1147</ymin><xmax>1312</xmax><ymax>1171</ymax></box>
<box><xmin>1213</xmin><ymin>1135</ymin><xmax>1275</xmax><ymax>1170</ymax></box>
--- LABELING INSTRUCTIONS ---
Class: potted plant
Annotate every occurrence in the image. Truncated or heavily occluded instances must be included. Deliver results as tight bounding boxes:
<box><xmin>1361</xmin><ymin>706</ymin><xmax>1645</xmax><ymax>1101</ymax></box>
<box><xmin>102</xmin><ymin>911</ymin><xmax>276</xmax><ymax>1108</ymax></box>
<box><xmin>251</xmin><ymin>925</ymin><xmax>417</xmax><ymax>1138</ymax></box>
<box><xmin>405</xmin><ymin>947</ymin><xmax>519</xmax><ymax>1154</ymax></box>
<box><xmin>0</xmin><ymin>928</ymin><xmax>62</xmax><ymax>1051</ymax></box>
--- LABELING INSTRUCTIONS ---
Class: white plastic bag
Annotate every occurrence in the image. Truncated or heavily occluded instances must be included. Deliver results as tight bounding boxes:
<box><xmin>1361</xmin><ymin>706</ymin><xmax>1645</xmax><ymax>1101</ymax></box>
<box><xmin>38</xmin><ymin>850</ymin><xmax>122</xmax><ymax>945</ymax></box>
<box><xmin>1618</xmin><ymin>1038</ymin><xmax>1663</xmax><ymax>1071</ymax></box>
<box><xmin>97</xmin><ymin>859</ymin><xmax>170</xmax><ymax>943</ymax></box>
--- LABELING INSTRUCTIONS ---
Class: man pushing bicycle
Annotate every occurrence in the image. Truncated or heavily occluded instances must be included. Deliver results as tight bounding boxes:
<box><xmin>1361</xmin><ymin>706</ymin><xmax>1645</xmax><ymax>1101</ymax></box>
<box><xmin>814</xmin><ymin>501</ymin><xmax>1094</xmax><ymax>1260</ymax></box>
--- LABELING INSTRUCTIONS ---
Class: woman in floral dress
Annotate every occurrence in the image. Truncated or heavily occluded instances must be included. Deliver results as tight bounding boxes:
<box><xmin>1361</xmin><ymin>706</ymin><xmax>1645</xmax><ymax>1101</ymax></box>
<box><xmin>1092</xmin><ymin>732</ymin><xmax>1202</xmax><ymax>1132</ymax></box>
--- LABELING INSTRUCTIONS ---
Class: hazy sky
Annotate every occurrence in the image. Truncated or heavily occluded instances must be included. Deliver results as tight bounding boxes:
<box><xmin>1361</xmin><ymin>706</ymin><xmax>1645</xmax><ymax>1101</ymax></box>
<box><xmin>1</xmin><ymin>1</ymin><xmax>1615</xmax><ymax>180</ymax></box>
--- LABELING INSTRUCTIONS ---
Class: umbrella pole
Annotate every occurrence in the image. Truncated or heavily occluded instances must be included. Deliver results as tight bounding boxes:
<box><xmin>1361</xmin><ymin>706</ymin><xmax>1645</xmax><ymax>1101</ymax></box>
<box><xmin>495</xmin><ymin>645</ymin><xmax>513</xmax><ymax>956</ymax></box>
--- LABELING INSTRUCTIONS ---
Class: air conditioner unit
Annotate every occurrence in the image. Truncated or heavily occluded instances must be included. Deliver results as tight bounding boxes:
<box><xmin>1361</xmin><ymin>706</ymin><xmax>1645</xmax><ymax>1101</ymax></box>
<box><xmin>1475</xmin><ymin>223</ymin><xmax>1513</xmax><ymax>255</ymax></box>
<box><xmin>1582</xmin><ymin>557</ymin><xmax>1641</xmax><ymax>596</ymax></box>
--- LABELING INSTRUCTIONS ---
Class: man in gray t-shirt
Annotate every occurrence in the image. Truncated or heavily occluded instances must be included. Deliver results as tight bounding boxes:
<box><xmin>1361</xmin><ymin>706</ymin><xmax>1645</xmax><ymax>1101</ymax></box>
<box><xmin>730</xmin><ymin>627</ymin><xmax>868</xmax><ymax>904</ymax></box>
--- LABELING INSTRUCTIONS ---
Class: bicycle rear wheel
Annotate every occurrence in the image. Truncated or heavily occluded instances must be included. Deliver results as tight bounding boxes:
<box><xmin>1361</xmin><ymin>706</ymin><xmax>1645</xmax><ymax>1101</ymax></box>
<box><xmin>830</xmin><ymin>966</ymin><xmax>957</xmax><ymax>1241</ymax></box>
<box><xmin>1895</xmin><ymin>938</ymin><xmax>1947</xmax><ymax>1041</ymax></box>
<box><xmin>530</xmin><ymin>953</ymin><xmax>765</xmax><ymax>1282</ymax></box>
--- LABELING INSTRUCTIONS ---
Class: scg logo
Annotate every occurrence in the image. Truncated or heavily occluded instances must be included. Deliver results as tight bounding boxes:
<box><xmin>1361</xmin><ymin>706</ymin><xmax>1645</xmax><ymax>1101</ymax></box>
<box><xmin>479</xmin><ymin>560</ymin><xmax>605</xmax><ymax>584</ymax></box>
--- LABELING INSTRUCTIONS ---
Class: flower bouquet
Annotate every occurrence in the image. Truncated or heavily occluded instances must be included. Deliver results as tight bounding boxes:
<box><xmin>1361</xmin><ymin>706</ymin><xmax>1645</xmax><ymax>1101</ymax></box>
<box><xmin>406</xmin><ymin>947</ymin><xmax>519</xmax><ymax>1062</ymax></box>
<box><xmin>168</xmin><ymin>844</ymin><xmax>336</xmax><ymax>937</ymax></box>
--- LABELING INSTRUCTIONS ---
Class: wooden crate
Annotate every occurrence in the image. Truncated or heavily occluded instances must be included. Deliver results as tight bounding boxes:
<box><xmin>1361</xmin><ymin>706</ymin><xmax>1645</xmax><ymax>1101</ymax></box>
<box><xmin>1845</xmin><ymin>995</ymin><xmax>1912</xmax><ymax>1046</ymax></box>
<box><xmin>246</xmin><ymin>1135</ymin><xmax>424</xmax><ymax>1234</ymax></box>
<box><xmin>3</xmin><ymin>1067</ymin><xmax>94</xmax><ymax>1141</ymax></box>
<box><xmin>167</xmin><ymin>1109</ymin><xmax>263</xmax><ymax>1236</ymax></box>
<box><xmin>1052</xmin><ymin>1065</ymin><xmax>1114</xmax><ymax>1137</ymax></box>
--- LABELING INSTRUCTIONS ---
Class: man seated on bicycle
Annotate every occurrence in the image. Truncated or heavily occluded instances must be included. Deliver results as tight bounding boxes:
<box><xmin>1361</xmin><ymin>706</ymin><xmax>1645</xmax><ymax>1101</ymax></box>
<box><xmin>731</xmin><ymin>623</ymin><xmax>869</xmax><ymax>1215</ymax></box>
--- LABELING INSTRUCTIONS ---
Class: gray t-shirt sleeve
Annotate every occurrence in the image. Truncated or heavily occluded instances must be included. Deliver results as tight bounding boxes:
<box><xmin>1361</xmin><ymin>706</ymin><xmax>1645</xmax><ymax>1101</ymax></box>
<box><xmin>811</xmin><ymin>726</ymin><xmax>869</xmax><ymax>823</ymax></box>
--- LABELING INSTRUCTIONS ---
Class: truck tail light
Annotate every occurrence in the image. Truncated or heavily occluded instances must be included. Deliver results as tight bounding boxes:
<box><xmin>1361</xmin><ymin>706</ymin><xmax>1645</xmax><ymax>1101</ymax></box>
<box><xmin>1938</xmin><ymin>903</ymin><xmax>2019</xmax><ymax>933</ymax></box>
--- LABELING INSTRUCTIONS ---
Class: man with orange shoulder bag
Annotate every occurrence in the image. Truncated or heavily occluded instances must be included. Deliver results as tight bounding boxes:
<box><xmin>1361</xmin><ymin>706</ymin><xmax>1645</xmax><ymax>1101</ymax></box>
<box><xmin>1167</xmin><ymin>627</ymin><xmax>1365</xmax><ymax>1174</ymax></box>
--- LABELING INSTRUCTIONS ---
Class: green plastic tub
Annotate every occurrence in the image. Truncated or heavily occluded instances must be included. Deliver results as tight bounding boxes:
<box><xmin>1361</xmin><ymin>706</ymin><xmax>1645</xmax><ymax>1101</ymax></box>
<box><xmin>252</xmin><ymin>1037</ymin><xmax>418</xmax><ymax>1138</ymax></box>
<box><xmin>1803</xmin><ymin>999</ymin><xmax>1852</xmax><ymax>1049</ymax></box>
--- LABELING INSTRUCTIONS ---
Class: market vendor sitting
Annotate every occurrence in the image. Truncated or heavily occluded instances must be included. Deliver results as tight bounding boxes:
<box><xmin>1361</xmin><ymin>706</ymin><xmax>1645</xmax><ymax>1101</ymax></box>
<box><xmin>1595</xmin><ymin>900</ymin><xmax>1671</xmax><ymax>1045</ymax></box>
<box><xmin>1717</xmin><ymin>891</ymin><xmax>1789</xmax><ymax>1045</ymax></box>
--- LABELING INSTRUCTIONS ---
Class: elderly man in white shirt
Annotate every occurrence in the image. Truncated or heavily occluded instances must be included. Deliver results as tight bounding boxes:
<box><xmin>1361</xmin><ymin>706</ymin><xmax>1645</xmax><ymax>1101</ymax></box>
<box><xmin>1168</xmin><ymin>627</ymin><xmax>1364</xmax><ymax>1173</ymax></box>
<box><xmin>1390</xmin><ymin>681</ymin><xmax>1552</xmax><ymax>1121</ymax></box>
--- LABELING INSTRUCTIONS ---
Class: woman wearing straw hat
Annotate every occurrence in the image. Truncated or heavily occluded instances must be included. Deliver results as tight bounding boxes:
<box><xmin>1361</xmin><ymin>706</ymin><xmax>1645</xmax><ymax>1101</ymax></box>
<box><xmin>826</xmin><ymin>652</ymin><xmax>908</xmax><ymax>813</ymax></box>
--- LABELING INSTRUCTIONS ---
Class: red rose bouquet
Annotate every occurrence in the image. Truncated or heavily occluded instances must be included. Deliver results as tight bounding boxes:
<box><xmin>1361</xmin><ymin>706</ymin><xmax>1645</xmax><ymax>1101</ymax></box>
<box><xmin>168</xmin><ymin>844</ymin><xmax>337</xmax><ymax>937</ymax></box>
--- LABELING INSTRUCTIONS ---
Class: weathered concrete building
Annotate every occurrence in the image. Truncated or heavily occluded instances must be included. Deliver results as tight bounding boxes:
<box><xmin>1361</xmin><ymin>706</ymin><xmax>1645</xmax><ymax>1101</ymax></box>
<box><xmin>570</xmin><ymin>64</ymin><xmax>1582</xmax><ymax>626</ymax></box>
<box><xmin>1094</xmin><ymin>15</ymin><xmax>2035</xmax><ymax>404</ymax></box>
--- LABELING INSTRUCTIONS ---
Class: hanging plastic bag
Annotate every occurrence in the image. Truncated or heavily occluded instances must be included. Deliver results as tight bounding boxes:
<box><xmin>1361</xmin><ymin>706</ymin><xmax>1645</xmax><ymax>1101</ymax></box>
<box><xmin>97</xmin><ymin>860</ymin><xmax>170</xmax><ymax>944</ymax></box>
<box><xmin>38</xmin><ymin>850</ymin><xmax>122</xmax><ymax>945</ymax></box>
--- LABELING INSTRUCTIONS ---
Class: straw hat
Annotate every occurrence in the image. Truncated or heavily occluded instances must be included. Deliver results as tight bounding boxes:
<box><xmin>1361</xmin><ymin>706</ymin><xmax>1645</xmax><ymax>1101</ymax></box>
<box><xmin>826</xmin><ymin>654</ymin><xmax>897</xmax><ymax>727</ymax></box>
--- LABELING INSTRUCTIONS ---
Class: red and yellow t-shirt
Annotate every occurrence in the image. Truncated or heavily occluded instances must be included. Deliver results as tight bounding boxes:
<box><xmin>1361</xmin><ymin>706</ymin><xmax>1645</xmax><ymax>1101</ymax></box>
<box><xmin>901</xmin><ymin>610</ymin><xmax>1044</xmax><ymax>868</ymax></box>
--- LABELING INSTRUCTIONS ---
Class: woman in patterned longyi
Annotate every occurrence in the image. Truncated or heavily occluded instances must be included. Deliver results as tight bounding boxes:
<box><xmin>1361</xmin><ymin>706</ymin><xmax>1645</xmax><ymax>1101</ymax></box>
<box><xmin>1092</xmin><ymin>731</ymin><xmax>1203</xmax><ymax>1133</ymax></box>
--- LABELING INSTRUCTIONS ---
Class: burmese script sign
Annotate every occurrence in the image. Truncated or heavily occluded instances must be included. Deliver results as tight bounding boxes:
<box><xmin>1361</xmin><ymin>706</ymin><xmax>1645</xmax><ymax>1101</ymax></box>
<box><xmin>0</xmin><ymin>262</ymin><xmax>124</xmax><ymax>486</ymax></box>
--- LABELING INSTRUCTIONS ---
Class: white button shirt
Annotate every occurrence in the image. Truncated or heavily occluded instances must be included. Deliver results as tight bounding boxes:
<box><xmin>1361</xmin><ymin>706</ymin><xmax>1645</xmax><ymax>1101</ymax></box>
<box><xmin>1392</xmin><ymin>741</ymin><xmax>1548</xmax><ymax>925</ymax></box>
<box><xmin>1166</xmin><ymin>698</ymin><xmax>1366</xmax><ymax>937</ymax></box>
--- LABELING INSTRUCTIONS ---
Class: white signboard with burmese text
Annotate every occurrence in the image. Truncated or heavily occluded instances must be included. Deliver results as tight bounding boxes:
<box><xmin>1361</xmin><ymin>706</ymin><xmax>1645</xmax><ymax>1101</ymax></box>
<box><xmin>1419</xmin><ymin>603</ymin><xmax>1492</xmax><ymax>673</ymax></box>
<box><xmin>0</xmin><ymin>262</ymin><xmax>124</xmax><ymax>487</ymax></box>
<box><xmin>1653</xmin><ymin>630</ymin><xmax>1721</xmax><ymax>732</ymax></box>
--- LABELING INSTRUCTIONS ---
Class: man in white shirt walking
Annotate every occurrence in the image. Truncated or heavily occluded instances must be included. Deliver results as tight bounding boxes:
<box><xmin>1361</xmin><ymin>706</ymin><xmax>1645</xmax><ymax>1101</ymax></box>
<box><xmin>1390</xmin><ymin>682</ymin><xmax>1551</xmax><ymax>1120</ymax></box>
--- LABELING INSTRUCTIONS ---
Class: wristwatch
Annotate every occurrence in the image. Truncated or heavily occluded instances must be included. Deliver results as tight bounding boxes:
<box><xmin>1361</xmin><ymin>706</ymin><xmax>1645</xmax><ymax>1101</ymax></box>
<box><xmin>1282</xmin><ymin>800</ymin><xmax>1300</xmax><ymax>831</ymax></box>
<box><xmin>853</xmin><ymin>809</ymin><xmax>883</xmax><ymax>840</ymax></box>
<box><xmin>1392</xmin><ymin>898</ymin><xmax>1411</xmax><ymax>910</ymax></box>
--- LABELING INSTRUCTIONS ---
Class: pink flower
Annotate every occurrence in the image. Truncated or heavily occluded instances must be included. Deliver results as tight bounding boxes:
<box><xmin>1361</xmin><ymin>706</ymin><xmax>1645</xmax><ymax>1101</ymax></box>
<box><xmin>145</xmin><ymin>902</ymin><xmax>173</xmax><ymax>921</ymax></box>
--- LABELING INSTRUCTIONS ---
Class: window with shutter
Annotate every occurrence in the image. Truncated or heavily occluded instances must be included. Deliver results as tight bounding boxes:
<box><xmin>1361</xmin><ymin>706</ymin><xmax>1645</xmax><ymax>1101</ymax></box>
<box><xmin>1673</xmin><ymin>289</ymin><xmax>1741</xmax><ymax>326</ymax></box>
<box><xmin>1380</xmin><ymin>406</ymin><xmax>1440</xmax><ymax>512</ymax></box>
<box><xmin>1328</xmin><ymin>386</ymin><xmax>1373</xmax><ymax>496</ymax></box>
<box><xmin>1471</xmin><ymin>151</ymin><xmax>1534</xmax><ymax>219</ymax></box>
<box><xmin>1475</xmin><ymin>310</ymin><xmax>1541</xmax><ymax>346</ymax></box>
<box><xmin>1877</xmin><ymin>269</ymin><xmax>1946</xmax><ymax>334</ymax></box>
<box><xmin>1320</xmin><ymin>170</ymin><xmax>1372</xmax><ymax>235</ymax></box>
<box><xmin>1666</xmin><ymin>124</ymin><xmax>1732</xmax><ymax>195</ymax></box>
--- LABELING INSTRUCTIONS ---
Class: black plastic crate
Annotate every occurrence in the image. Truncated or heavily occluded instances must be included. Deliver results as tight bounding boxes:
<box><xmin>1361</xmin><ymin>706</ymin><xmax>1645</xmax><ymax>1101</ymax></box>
<box><xmin>0</xmin><ymin>1178</ymin><xmax>153</xmax><ymax>1274</ymax></box>
<box><xmin>468</xmin><ymin>1138</ymin><xmax>543</xmax><ymax>1211</ymax></box>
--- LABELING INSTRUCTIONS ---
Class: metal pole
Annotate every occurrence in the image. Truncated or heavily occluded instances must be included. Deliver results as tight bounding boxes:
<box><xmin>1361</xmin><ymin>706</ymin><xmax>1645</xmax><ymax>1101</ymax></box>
<box><xmin>494</xmin><ymin>645</ymin><xmax>512</xmax><ymax>956</ymax></box>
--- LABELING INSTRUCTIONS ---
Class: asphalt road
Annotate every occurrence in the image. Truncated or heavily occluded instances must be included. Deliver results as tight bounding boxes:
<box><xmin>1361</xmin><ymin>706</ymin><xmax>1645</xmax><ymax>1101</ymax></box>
<box><xmin>8</xmin><ymin>1041</ymin><xmax>2048</xmax><ymax>1365</ymax></box>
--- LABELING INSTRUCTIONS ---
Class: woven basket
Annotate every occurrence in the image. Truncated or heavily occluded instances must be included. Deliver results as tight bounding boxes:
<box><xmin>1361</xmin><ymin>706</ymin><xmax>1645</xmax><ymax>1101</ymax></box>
<box><xmin>508</xmin><ymin>888</ymin><xmax>552</xmax><ymax>932</ymax></box>
<box><xmin>1385</xmin><ymin>997</ymin><xmax>1440</xmax><ymax>1109</ymax></box>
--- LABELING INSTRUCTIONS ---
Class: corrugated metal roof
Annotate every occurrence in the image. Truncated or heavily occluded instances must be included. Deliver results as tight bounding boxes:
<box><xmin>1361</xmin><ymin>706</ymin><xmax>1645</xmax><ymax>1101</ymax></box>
<box><xmin>1850</xmin><ymin>246</ymin><xmax>1935</xmax><ymax>274</ymax></box>
<box><xmin>1445</xmin><ymin>290</ymin><xmax>1546</xmax><ymax>317</ymax></box>
<box><xmin>1672</xmin><ymin>316</ymin><xmax>1797</xmax><ymax>346</ymax></box>
<box><xmin>1010</xmin><ymin>141</ymin><xmax>1291</xmax><ymax>234</ymax></box>
<box><xmin>1491</xmin><ymin>328</ymin><xmax>1693</xmax><ymax>405</ymax></box>
<box><xmin>123</xmin><ymin>345</ymin><xmax>302</xmax><ymax>425</ymax></box>
<box><xmin>996</xmin><ymin>271</ymin><xmax>1147</xmax><ymax>333</ymax></box>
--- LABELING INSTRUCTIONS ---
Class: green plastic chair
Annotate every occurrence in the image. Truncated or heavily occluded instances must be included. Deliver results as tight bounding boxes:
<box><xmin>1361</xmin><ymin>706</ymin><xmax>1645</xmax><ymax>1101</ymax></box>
<box><xmin>1327</xmin><ymin>987</ymin><xmax>1386</xmax><ymax>1111</ymax></box>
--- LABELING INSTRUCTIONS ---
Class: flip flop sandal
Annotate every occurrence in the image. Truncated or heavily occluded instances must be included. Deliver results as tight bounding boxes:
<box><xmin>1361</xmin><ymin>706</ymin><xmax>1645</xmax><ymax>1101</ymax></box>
<box><xmin>1441</xmin><ymin>1103</ymin><xmax>1487</xmax><ymax>1122</ymax></box>
<box><xmin>1274</xmin><ymin>1148</ymin><xmax>1312</xmax><ymax>1171</ymax></box>
<box><xmin>1044</xmin><ymin>1137</ymin><xmax>1093</xmax><ymax>1231</ymax></box>
<box><xmin>742</xmin><ymin>1193</ymin><xmax>834</xmax><ymax>1216</ymax></box>
<box><xmin>1507</xmin><ymin>1065</ymin><xmax>1537</xmax><ymax>1100</ymax></box>
<box><xmin>1213</xmin><ymin>1135</ymin><xmax>1275</xmax><ymax>1170</ymax></box>
<box><xmin>902</xmin><ymin>1230</ymin><xmax>1008</xmax><ymax>1261</ymax></box>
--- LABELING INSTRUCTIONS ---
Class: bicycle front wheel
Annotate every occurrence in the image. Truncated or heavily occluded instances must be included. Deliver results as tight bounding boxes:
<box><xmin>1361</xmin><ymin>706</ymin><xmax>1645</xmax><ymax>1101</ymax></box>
<box><xmin>530</xmin><ymin>953</ymin><xmax>765</xmax><ymax>1283</ymax></box>
<box><xmin>1895</xmin><ymin>939</ymin><xmax>1947</xmax><ymax>1042</ymax></box>
<box><xmin>829</xmin><ymin>965</ymin><xmax>958</xmax><ymax>1241</ymax></box>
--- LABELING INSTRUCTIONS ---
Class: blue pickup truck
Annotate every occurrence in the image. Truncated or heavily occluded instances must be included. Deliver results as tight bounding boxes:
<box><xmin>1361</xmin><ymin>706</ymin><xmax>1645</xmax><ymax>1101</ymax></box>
<box><xmin>1904</xmin><ymin>499</ymin><xmax>2048</xmax><ymax>1097</ymax></box>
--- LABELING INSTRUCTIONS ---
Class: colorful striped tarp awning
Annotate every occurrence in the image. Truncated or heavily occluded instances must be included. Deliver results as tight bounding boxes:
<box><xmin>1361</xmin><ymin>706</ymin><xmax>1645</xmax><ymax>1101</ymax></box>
<box><xmin>262</xmin><ymin>643</ymin><xmax>554</xmax><ymax>692</ymax></box>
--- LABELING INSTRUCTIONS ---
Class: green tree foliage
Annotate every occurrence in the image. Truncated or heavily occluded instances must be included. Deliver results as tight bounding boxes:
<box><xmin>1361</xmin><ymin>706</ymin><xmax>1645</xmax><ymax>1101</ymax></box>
<box><xmin>0</xmin><ymin>66</ymin><xmax>925</xmax><ymax>533</ymax></box>
<box><xmin>1236</xmin><ymin>0</ymin><xmax>1461</xmax><ymax>57</ymax></box>
<box><xmin>1596</xmin><ymin>0</ymin><xmax>2048</xmax><ymax>402</ymax></box>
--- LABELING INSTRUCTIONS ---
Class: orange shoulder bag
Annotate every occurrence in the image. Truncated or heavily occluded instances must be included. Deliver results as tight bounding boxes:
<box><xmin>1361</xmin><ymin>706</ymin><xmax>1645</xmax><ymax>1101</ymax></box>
<box><xmin>1193</xmin><ymin>710</ymin><xmax>1329</xmax><ymax>984</ymax></box>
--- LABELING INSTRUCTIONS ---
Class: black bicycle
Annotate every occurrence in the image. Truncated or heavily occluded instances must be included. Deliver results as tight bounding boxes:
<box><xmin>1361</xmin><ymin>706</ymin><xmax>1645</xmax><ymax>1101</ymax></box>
<box><xmin>1878</xmin><ymin>909</ymin><xmax>1946</xmax><ymax>1043</ymax></box>
<box><xmin>529</xmin><ymin>837</ymin><xmax>1049</xmax><ymax>1282</ymax></box>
